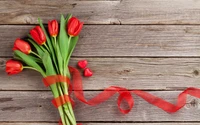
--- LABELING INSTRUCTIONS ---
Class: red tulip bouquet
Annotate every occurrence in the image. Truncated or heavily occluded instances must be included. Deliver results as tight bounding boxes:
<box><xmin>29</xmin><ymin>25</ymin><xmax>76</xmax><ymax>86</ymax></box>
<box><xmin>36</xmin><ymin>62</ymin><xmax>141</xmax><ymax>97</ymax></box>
<box><xmin>6</xmin><ymin>14</ymin><xmax>83</xmax><ymax>125</ymax></box>
<box><xmin>7</xmin><ymin>12</ymin><xmax>200</xmax><ymax>125</ymax></box>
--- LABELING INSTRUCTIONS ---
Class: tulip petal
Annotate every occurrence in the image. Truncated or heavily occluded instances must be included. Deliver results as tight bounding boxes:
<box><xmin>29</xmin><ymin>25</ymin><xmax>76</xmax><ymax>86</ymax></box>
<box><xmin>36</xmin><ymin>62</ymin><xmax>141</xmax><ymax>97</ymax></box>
<box><xmin>48</xmin><ymin>21</ymin><xmax>53</xmax><ymax>36</ymax></box>
<box><xmin>35</xmin><ymin>26</ymin><xmax>46</xmax><ymax>42</ymax></box>
<box><xmin>73</xmin><ymin>22</ymin><xmax>83</xmax><ymax>36</ymax></box>
<box><xmin>68</xmin><ymin>19</ymin><xmax>79</xmax><ymax>35</ymax></box>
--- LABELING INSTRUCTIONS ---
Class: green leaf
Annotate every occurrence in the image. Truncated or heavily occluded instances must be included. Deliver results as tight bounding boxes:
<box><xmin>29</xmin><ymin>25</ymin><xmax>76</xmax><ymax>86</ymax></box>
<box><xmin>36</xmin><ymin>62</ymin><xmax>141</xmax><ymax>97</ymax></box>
<box><xmin>13</xmin><ymin>55</ymin><xmax>23</xmax><ymax>62</ymax></box>
<box><xmin>55</xmin><ymin>44</ymin><xmax>63</xmax><ymax>74</ymax></box>
<box><xmin>68</xmin><ymin>36</ymin><xmax>79</xmax><ymax>56</ymax></box>
<box><xmin>29</xmin><ymin>56</ymin><xmax>42</xmax><ymax>63</ymax></box>
<box><xmin>66</xmin><ymin>36</ymin><xmax>79</xmax><ymax>66</ymax></box>
<box><xmin>14</xmin><ymin>50</ymin><xmax>45</xmax><ymax>75</ymax></box>
<box><xmin>66</xmin><ymin>13</ymin><xmax>72</xmax><ymax>22</ymax></box>
<box><xmin>41</xmin><ymin>51</ymin><xmax>56</xmax><ymax>76</ymax></box>
<box><xmin>27</xmin><ymin>38</ymin><xmax>44</xmax><ymax>56</ymax></box>
<box><xmin>58</xmin><ymin>15</ymin><xmax>69</xmax><ymax>61</ymax></box>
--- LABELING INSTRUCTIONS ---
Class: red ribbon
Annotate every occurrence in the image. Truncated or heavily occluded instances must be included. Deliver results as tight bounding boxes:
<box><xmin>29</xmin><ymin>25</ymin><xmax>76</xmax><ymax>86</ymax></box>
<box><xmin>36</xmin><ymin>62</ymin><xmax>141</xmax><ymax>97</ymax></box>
<box><xmin>43</xmin><ymin>66</ymin><xmax>200</xmax><ymax>124</ymax></box>
<box><xmin>52</xmin><ymin>94</ymin><xmax>73</xmax><ymax>108</ymax></box>
<box><xmin>43</xmin><ymin>75</ymin><xmax>70</xmax><ymax>87</ymax></box>
<box><xmin>69</xmin><ymin>66</ymin><xmax>200</xmax><ymax>113</ymax></box>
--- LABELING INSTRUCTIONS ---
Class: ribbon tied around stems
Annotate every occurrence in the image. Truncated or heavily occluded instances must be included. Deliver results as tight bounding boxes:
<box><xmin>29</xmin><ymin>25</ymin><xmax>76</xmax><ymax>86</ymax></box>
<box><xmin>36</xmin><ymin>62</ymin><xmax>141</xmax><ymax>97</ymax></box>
<box><xmin>43</xmin><ymin>75</ymin><xmax>70</xmax><ymax>87</ymax></box>
<box><xmin>43</xmin><ymin>66</ymin><xmax>200</xmax><ymax>125</ymax></box>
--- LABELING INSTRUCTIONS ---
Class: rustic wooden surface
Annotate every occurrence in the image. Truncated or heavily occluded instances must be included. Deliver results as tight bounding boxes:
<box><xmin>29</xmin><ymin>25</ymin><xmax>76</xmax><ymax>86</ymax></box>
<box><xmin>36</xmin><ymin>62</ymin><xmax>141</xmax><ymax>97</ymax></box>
<box><xmin>0</xmin><ymin>91</ymin><xmax>200</xmax><ymax>122</ymax></box>
<box><xmin>1</xmin><ymin>58</ymin><xmax>200</xmax><ymax>90</ymax></box>
<box><xmin>1</xmin><ymin>122</ymin><xmax>200</xmax><ymax>125</ymax></box>
<box><xmin>1</xmin><ymin>0</ymin><xmax>200</xmax><ymax>125</ymax></box>
<box><xmin>1</xmin><ymin>0</ymin><xmax>200</xmax><ymax>25</ymax></box>
<box><xmin>2</xmin><ymin>25</ymin><xmax>200</xmax><ymax>57</ymax></box>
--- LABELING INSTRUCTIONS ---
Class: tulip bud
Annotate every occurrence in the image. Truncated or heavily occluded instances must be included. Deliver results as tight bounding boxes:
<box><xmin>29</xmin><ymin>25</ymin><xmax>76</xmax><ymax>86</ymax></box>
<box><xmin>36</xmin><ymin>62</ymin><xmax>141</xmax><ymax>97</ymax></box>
<box><xmin>48</xmin><ymin>20</ymin><xmax>59</xmax><ymax>37</ymax></box>
<box><xmin>30</xmin><ymin>26</ymin><xmax>46</xmax><ymax>45</ymax></box>
<box><xmin>13</xmin><ymin>38</ymin><xmax>31</xmax><ymax>54</ymax></box>
<box><xmin>6</xmin><ymin>60</ymin><xmax>23</xmax><ymax>75</ymax></box>
<box><xmin>67</xmin><ymin>17</ymin><xmax>83</xmax><ymax>37</ymax></box>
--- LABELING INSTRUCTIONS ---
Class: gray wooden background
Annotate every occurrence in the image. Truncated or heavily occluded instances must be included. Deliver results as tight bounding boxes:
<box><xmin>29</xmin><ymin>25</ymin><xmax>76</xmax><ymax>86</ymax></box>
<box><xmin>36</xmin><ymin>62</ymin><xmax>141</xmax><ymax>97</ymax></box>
<box><xmin>1</xmin><ymin>0</ymin><xmax>200</xmax><ymax>125</ymax></box>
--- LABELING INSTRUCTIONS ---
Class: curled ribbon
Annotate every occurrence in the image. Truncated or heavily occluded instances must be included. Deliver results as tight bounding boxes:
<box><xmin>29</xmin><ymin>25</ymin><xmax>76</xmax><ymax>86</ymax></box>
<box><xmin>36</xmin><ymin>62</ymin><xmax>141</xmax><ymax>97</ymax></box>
<box><xmin>43</xmin><ymin>66</ymin><xmax>200</xmax><ymax>125</ymax></box>
<box><xmin>69</xmin><ymin>67</ymin><xmax>200</xmax><ymax>113</ymax></box>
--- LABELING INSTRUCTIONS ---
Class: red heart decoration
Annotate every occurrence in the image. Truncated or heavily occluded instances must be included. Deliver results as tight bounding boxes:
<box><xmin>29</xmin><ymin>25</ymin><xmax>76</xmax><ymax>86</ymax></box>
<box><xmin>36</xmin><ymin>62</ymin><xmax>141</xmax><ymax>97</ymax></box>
<box><xmin>77</xmin><ymin>60</ymin><xmax>88</xmax><ymax>69</ymax></box>
<box><xmin>84</xmin><ymin>68</ymin><xmax>93</xmax><ymax>77</ymax></box>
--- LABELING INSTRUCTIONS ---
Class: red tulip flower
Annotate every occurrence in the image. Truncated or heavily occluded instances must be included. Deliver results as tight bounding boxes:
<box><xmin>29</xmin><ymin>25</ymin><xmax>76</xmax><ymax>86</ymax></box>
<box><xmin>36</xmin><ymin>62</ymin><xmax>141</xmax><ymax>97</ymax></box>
<box><xmin>6</xmin><ymin>60</ymin><xmax>23</xmax><ymax>75</ymax></box>
<box><xmin>13</xmin><ymin>38</ymin><xmax>31</xmax><ymax>54</ymax></box>
<box><xmin>30</xmin><ymin>26</ymin><xmax>46</xmax><ymax>45</ymax></box>
<box><xmin>67</xmin><ymin>17</ymin><xmax>83</xmax><ymax>36</ymax></box>
<box><xmin>48</xmin><ymin>20</ymin><xmax>59</xmax><ymax>37</ymax></box>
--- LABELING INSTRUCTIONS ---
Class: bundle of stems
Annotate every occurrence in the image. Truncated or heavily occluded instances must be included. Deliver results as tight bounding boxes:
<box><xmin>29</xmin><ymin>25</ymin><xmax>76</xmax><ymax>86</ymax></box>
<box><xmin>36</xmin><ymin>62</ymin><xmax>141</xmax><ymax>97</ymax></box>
<box><xmin>6</xmin><ymin>14</ymin><xmax>83</xmax><ymax>125</ymax></box>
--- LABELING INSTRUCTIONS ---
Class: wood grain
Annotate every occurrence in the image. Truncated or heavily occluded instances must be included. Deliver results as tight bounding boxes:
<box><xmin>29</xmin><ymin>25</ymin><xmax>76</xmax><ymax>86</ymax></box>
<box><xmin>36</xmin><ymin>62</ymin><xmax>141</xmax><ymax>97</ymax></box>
<box><xmin>1</xmin><ymin>25</ymin><xmax>200</xmax><ymax>57</ymax></box>
<box><xmin>0</xmin><ymin>91</ymin><xmax>199</xmax><ymax>122</ymax></box>
<box><xmin>1</xmin><ymin>0</ymin><xmax>200</xmax><ymax>24</ymax></box>
<box><xmin>2</xmin><ymin>0</ymin><xmax>200</xmax><ymax>124</ymax></box>
<box><xmin>1</xmin><ymin>57</ymin><xmax>200</xmax><ymax>90</ymax></box>
<box><xmin>1</xmin><ymin>123</ymin><xmax>200</xmax><ymax>125</ymax></box>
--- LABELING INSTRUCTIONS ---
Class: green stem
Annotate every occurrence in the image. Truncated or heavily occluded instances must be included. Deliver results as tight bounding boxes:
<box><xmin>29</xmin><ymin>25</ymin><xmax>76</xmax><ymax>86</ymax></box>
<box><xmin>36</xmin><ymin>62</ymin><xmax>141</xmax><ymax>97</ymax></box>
<box><xmin>65</xmin><ymin>117</ymin><xmax>70</xmax><ymax>125</ymax></box>
<box><xmin>63</xmin><ymin>36</ymin><xmax>77</xmax><ymax>124</ymax></box>
<box><xmin>64</xmin><ymin>109</ymin><xmax>76</xmax><ymax>125</ymax></box>
<box><xmin>50</xmin><ymin>83</ymin><xmax>67</xmax><ymax>125</ymax></box>
<box><xmin>62</xmin><ymin>69</ymin><xmax>76</xmax><ymax>124</ymax></box>
<box><xmin>54</xmin><ymin>36</ymin><xmax>57</xmax><ymax>46</ymax></box>
<box><xmin>66</xmin><ymin>85</ymin><xmax>75</xmax><ymax>121</ymax></box>
<box><xmin>59</xmin><ymin>68</ymin><xmax>76</xmax><ymax>124</ymax></box>
<box><xmin>30</xmin><ymin>51</ymin><xmax>41</xmax><ymax>58</ymax></box>
<box><xmin>23</xmin><ymin>66</ymin><xmax>46</xmax><ymax>77</ymax></box>
<box><xmin>57</xmin><ymin>78</ymin><xmax>75</xmax><ymax>124</ymax></box>
<box><xmin>51</xmin><ymin>36</ymin><xmax>59</xmax><ymax>74</ymax></box>
<box><xmin>68</xmin><ymin>36</ymin><xmax>72</xmax><ymax>50</ymax></box>
<box><xmin>57</xmin><ymin>82</ymin><xmax>76</xmax><ymax>124</ymax></box>
<box><xmin>58</xmin><ymin>106</ymin><xmax>68</xmax><ymax>125</ymax></box>
<box><xmin>44</xmin><ymin>43</ymin><xmax>50</xmax><ymax>52</ymax></box>
<box><xmin>27</xmin><ymin>37</ymin><xmax>46</xmax><ymax>52</ymax></box>
<box><xmin>57</xmin><ymin>83</ymin><xmax>70</xmax><ymax>124</ymax></box>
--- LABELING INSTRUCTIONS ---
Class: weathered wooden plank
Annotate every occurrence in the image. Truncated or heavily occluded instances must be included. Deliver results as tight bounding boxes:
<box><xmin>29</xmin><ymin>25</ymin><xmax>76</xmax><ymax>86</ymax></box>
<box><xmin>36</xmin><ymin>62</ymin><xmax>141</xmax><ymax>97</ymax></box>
<box><xmin>1</xmin><ymin>57</ymin><xmax>200</xmax><ymax>90</ymax></box>
<box><xmin>1</xmin><ymin>25</ymin><xmax>200</xmax><ymax>57</ymax></box>
<box><xmin>0</xmin><ymin>91</ymin><xmax>199</xmax><ymax>121</ymax></box>
<box><xmin>1</xmin><ymin>123</ymin><xmax>200</xmax><ymax>125</ymax></box>
<box><xmin>1</xmin><ymin>0</ymin><xmax>200</xmax><ymax>24</ymax></box>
